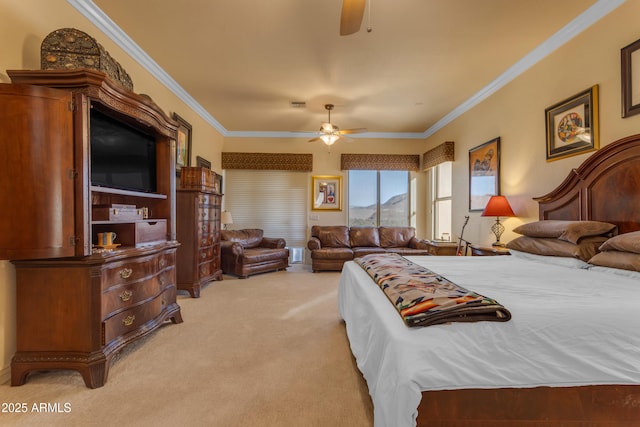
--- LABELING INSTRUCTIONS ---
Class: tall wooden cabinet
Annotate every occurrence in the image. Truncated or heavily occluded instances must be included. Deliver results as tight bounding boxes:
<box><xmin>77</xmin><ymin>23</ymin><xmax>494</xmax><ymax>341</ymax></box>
<box><xmin>176</xmin><ymin>187</ymin><xmax>223</xmax><ymax>298</ymax></box>
<box><xmin>0</xmin><ymin>69</ymin><xmax>183</xmax><ymax>388</ymax></box>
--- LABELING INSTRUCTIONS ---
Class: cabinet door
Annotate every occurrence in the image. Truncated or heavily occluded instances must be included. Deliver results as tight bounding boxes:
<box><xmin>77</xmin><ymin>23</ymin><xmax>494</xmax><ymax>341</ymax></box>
<box><xmin>0</xmin><ymin>84</ymin><xmax>77</xmax><ymax>259</ymax></box>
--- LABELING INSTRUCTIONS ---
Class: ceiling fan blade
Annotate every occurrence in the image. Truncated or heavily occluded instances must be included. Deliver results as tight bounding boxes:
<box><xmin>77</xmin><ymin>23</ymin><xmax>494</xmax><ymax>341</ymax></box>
<box><xmin>339</xmin><ymin>128</ymin><xmax>367</xmax><ymax>135</ymax></box>
<box><xmin>340</xmin><ymin>0</ymin><xmax>366</xmax><ymax>36</ymax></box>
<box><xmin>308</xmin><ymin>136</ymin><xmax>322</xmax><ymax>143</ymax></box>
<box><xmin>338</xmin><ymin>135</ymin><xmax>354</xmax><ymax>143</ymax></box>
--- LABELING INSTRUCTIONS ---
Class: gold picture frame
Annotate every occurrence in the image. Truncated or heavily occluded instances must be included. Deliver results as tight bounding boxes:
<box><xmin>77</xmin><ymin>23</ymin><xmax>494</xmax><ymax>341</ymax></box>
<box><xmin>311</xmin><ymin>175</ymin><xmax>342</xmax><ymax>211</ymax></box>
<box><xmin>545</xmin><ymin>85</ymin><xmax>599</xmax><ymax>162</ymax></box>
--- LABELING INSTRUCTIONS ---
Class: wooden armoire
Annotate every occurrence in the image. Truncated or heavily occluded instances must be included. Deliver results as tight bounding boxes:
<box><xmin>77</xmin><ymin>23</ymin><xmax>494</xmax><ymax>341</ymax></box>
<box><xmin>0</xmin><ymin>69</ymin><xmax>183</xmax><ymax>388</ymax></box>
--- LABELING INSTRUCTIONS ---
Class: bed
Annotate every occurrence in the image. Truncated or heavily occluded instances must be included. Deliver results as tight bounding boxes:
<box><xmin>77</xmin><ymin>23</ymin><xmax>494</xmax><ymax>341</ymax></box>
<box><xmin>338</xmin><ymin>133</ymin><xmax>640</xmax><ymax>427</ymax></box>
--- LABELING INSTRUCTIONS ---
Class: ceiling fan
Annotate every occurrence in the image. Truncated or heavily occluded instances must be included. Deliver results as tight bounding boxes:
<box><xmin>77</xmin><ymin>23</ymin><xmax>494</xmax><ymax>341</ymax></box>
<box><xmin>309</xmin><ymin>104</ymin><xmax>367</xmax><ymax>146</ymax></box>
<box><xmin>340</xmin><ymin>0</ymin><xmax>367</xmax><ymax>36</ymax></box>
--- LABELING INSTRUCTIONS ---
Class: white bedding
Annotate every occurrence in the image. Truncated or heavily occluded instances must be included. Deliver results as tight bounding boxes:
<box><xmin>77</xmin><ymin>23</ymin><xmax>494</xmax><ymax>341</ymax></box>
<box><xmin>338</xmin><ymin>255</ymin><xmax>640</xmax><ymax>427</ymax></box>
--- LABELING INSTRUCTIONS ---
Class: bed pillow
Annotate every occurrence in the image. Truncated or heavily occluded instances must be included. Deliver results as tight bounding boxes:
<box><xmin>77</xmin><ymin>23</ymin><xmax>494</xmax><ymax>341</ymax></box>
<box><xmin>512</xmin><ymin>220</ymin><xmax>616</xmax><ymax>244</ymax></box>
<box><xmin>588</xmin><ymin>265</ymin><xmax>640</xmax><ymax>280</ymax></box>
<box><xmin>508</xmin><ymin>249</ymin><xmax>591</xmax><ymax>269</ymax></box>
<box><xmin>588</xmin><ymin>250</ymin><xmax>640</xmax><ymax>272</ymax></box>
<box><xmin>506</xmin><ymin>235</ymin><xmax>608</xmax><ymax>261</ymax></box>
<box><xmin>598</xmin><ymin>230</ymin><xmax>640</xmax><ymax>254</ymax></box>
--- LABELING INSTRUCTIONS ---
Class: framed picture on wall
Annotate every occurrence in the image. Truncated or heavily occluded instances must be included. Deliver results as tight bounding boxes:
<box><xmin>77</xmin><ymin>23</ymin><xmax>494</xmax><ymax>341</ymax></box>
<box><xmin>173</xmin><ymin>113</ymin><xmax>192</xmax><ymax>174</ymax></box>
<box><xmin>622</xmin><ymin>38</ymin><xmax>640</xmax><ymax>118</ymax></box>
<box><xmin>469</xmin><ymin>137</ymin><xmax>500</xmax><ymax>211</ymax></box>
<box><xmin>196</xmin><ymin>155</ymin><xmax>211</xmax><ymax>169</ymax></box>
<box><xmin>545</xmin><ymin>85</ymin><xmax>599</xmax><ymax>162</ymax></box>
<box><xmin>311</xmin><ymin>175</ymin><xmax>342</xmax><ymax>211</ymax></box>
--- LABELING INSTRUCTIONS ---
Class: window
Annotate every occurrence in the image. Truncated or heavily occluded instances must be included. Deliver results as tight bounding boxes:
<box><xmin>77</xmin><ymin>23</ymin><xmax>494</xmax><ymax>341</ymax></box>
<box><xmin>432</xmin><ymin>162</ymin><xmax>452</xmax><ymax>240</ymax></box>
<box><xmin>223</xmin><ymin>170</ymin><xmax>307</xmax><ymax>247</ymax></box>
<box><xmin>348</xmin><ymin>170</ymin><xmax>409</xmax><ymax>227</ymax></box>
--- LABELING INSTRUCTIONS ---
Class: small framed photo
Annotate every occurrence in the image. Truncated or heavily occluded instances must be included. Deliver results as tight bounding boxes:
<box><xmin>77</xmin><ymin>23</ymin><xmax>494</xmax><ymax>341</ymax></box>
<box><xmin>469</xmin><ymin>137</ymin><xmax>500</xmax><ymax>211</ymax></box>
<box><xmin>545</xmin><ymin>85</ymin><xmax>599</xmax><ymax>162</ymax></box>
<box><xmin>196</xmin><ymin>155</ymin><xmax>211</xmax><ymax>169</ymax></box>
<box><xmin>622</xmin><ymin>38</ymin><xmax>640</xmax><ymax>118</ymax></box>
<box><xmin>311</xmin><ymin>175</ymin><xmax>342</xmax><ymax>211</ymax></box>
<box><xmin>173</xmin><ymin>113</ymin><xmax>192</xmax><ymax>173</ymax></box>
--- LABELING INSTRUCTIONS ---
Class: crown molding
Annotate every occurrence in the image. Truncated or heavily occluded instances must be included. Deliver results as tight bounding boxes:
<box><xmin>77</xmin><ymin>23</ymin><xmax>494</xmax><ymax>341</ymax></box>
<box><xmin>68</xmin><ymin>0</ymin><xmax>624</xmax><ymax>141</ymax></box>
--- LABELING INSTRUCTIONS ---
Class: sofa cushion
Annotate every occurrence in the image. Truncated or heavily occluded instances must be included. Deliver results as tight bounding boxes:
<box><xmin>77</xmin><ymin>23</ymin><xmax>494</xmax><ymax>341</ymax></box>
<box><xmin>353</xmin><ymin>247</ymin><xmax>387</xmax><ymax>258</ymax></box>
<box><xmin>350</xmin><ymin>227</ymin><xmax>380</xmax><ymax>247</ymax></box>
<box><xmin>379</xmin><ymin>227</ymin><xmax>415</xmax><ymax>248</ymax></box>
<box><xmin>311</xmin><ymin>247</ymin><xmax>354</xmax><ymax>260</ymax></box>
<box><xmin>242</xmin><ymin>247</ymin><xmax>289</xmax><ymax>263</ymax></box>
<box><xmin>221</xmin><ymin>229</ymin><xmax>264</xmax><ymax>248</ymax></box>
<box><xmin>312</xmin><ymin>225</ymin><xmax>350</xmax><ymax>248</ymax></box>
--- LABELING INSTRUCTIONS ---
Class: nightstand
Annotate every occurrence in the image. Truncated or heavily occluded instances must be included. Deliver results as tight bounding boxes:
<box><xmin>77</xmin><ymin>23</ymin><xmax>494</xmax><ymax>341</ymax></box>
<box><xmin>426</xmin><ymin>240</ymin><xmax>459</xmax><ymax>256</ymax></box>
<box><xmin>470</xmin><ymin>245</ymin><xmax>510</xmax><ymax>256</ymax></box>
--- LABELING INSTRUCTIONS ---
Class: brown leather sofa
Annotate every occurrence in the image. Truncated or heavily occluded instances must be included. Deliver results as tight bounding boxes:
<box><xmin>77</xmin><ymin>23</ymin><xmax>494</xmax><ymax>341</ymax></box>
<box><xmin>221</xmin><ymin>229</ymin><xmax>289</xmax><ymax>278</ymax></box>
<box><xmin>307</xmin><ymin>226</ymin><xmax>431</xmax><ymax>272</ymax></box>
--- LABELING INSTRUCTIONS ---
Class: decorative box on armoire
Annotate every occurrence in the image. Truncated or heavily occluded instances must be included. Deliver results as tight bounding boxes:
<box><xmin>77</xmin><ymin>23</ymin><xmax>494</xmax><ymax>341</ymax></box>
<box><xmin>0</xmin><ymin>69</ymin><xmax>183</xmax><ymax>388</ymax></box>
<box><xmin>176</xmin><ymin>167</ymin><xmax>224</xmax><ymax>298</ymax></box>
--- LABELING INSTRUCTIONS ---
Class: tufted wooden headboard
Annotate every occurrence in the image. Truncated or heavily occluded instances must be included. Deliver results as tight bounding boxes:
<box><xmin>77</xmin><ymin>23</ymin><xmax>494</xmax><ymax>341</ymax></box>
<box><xmin>534</xmin><ymin>133</ymin><xmax>640</xmax><ymax>234</ymax></box>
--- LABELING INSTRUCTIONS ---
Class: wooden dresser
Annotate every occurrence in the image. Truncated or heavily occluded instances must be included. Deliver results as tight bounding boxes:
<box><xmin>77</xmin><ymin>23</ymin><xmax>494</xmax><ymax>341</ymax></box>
<box><xmin>176</xmin><ymin>184</ymin><xmax>223</xmax><ymax>297</ymax></box>
<box><xmin>1</xmin><ymin>69</ymin><xmax>182</xmax><ymax>388</ymax></box>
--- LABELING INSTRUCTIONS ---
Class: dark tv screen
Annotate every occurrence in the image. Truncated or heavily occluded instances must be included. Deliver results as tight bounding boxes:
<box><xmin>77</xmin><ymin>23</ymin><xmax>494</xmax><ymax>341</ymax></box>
<box><xmin>90</xmin><ymin>109</ymin><xmax>157</xmax><ymax>193</ymax></box>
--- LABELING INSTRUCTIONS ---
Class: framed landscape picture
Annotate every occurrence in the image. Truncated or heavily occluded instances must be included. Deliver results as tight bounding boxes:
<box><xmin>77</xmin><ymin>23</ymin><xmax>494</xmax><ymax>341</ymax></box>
<box><xmin>311</xmin><ymin>175</ymin><xmax>342</xmax><ymax>211</ymax></box>
<box><xmin>545</xmin><ymin>85</ymin><xmax>599</xmax><ymax>162</ymax></box>
<box><xmin>469</xmin><ymin>137</ymin><xmax>500</xmax><ymax>211</ymax></box>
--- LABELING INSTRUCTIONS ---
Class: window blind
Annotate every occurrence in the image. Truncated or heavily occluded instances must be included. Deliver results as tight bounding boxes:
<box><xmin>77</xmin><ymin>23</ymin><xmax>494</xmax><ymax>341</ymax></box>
<box><xmin>223</xmin><ymin>170</ymin><xmax>308</xmax><ymax>247</ymax></box>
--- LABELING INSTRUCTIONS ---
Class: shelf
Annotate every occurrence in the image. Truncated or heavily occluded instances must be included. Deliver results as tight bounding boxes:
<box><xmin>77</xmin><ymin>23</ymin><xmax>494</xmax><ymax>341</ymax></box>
<box><xmin>91</xmin><ymin>185</ymin><xmax>167</xmax><ymax>199</ymax></box>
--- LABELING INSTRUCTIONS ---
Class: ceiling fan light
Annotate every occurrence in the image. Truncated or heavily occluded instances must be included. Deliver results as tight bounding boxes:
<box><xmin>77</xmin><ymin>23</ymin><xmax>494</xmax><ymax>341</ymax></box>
<box><xmin>320</xmin><ymin>122</ymin><xmax>333</xmax><ymax>132</ymax></box>
<box><xmin>320</xmin><ymin>134</ymin><xmax>339</xmax><ymax>146</ymax></box>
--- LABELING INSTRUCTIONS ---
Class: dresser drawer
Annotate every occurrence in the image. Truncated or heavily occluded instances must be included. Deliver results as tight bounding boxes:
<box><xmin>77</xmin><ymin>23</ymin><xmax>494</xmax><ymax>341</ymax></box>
<box><xmin>101</xmin><ymin>255</ymin><xmax>157</xmax><ymax>289</ymax></box>
<box><xmin>198</xmin><ymin>245</ymin><xmax>214</xmax><ymax>262</ymax></box>
<box><xmin>198</xmin><ymin>261</ymin><xmax>214</xmax><ymax>279</ymax></box>
<box><xmin>101</xmin><ymin>271</ymin><xmax>172</xmax><ymax>316</ymax></box>
<box><xmin>158</xmin><ymin>250</ymin><xmax>176</xmax><ymax>271</ymax></box>
<box><xmin>102</xmin><ymin>286</ymin><xmax>176</xmax><ymax>344</ymax></box>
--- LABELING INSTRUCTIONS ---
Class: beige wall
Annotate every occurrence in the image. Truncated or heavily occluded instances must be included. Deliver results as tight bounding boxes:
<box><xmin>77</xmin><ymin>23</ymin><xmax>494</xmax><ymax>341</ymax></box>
<box><xmin>423</xmin><ymin>0</ymin><xmax>640</xmax><ymax>248</ymax></box>
<box><xmin>221</xmin><ymin>136</ymin><xmax>429</xmax><ymax>239</ymax></box>
<box><xmin>1</xmin><ymin>0</ymin><xmax>639</xmax><ymax>383</ymax></box>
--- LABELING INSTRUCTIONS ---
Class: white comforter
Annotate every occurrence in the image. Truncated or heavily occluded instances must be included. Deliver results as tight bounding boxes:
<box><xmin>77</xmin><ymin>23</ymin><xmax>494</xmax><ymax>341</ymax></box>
<box><xmin>338</xmin><ymin>255</ymin><xmax>640</xmax><ymax>427</ymax></box>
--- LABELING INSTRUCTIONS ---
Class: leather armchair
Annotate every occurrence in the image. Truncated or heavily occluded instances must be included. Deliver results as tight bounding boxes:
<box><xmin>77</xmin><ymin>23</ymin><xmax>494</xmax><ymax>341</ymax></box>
<box><xmin>220</xmin><ymin>229</ymin><xmax>289</xmax><ymax>278</ymax></box>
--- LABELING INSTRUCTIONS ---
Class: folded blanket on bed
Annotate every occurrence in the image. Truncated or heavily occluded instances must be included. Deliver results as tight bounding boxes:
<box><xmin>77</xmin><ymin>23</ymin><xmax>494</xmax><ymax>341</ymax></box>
<box><xmin>354</xmin><ymin>253</ymin><xmax>512</xmax><ymax>327</ymax></box>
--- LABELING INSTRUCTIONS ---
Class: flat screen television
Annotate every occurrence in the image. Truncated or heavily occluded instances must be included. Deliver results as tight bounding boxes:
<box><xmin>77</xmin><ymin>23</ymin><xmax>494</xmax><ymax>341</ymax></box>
<box><xmin>90</xmin><ymin>108</ymin><xmax>157</xmax><ymax>193</ymax></box>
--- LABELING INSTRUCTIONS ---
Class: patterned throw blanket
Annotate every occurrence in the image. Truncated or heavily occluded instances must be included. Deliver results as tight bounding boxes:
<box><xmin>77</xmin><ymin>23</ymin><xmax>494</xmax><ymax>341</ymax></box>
<box><xmin>354</xmin><ymin>253</ymin><xmax>512</xmax><ymax>327</ymax></box>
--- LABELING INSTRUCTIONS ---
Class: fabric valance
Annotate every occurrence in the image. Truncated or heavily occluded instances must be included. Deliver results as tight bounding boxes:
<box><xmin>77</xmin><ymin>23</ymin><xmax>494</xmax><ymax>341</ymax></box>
<box><xmin>222</xmin><ymin>152</ymin><xmax>313</xmax><ymax>171</ymax></box>
<box><xmin>422</xmin><ymin>141</ymin><xmax>455</xmax><ymax>170</ymax></box>
<box><xmin>340</xmin><ymin>154</ymin><xmax>420</xmax><ymax>171</ymax></box>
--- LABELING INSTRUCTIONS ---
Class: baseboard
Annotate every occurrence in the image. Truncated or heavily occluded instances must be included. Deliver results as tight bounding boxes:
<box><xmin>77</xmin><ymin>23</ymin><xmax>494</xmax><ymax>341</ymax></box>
<box><xmin>0</xmin><ymin>365</ymin><xmax>10</xmax><ymax>385</ymax></box>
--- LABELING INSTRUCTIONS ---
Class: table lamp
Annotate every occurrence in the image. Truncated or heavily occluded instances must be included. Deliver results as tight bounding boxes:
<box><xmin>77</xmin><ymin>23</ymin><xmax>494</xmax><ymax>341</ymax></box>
<box><xmin>221</xmin><ymin>211</ymin><xmax>233</xmax><ymax>230</ymax></box>
<box><xmin>481</xmin><ymin>196</ymin><xmax>515</xmax><ymax>246</ymax></box>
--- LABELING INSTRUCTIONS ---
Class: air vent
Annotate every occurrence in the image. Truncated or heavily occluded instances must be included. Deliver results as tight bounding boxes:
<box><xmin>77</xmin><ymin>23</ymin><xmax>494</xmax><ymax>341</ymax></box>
<box><xmin>290</xmin><ymin>101</ymin><xmax>306</xmax><ymax>108</ymax></box>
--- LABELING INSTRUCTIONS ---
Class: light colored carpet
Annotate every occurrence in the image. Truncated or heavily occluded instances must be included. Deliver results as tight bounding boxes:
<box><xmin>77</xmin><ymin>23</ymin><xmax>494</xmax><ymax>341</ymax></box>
<box><xmin>0</xmin><ymin>264</ymin><xmax>374</xmax><ymax>426</ymax></box>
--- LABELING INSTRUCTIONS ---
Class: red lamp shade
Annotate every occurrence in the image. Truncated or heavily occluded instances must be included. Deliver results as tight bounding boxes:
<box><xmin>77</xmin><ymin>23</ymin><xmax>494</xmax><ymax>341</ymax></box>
<box><xmin>481</xmin><ymin>196</ymin><xmax>515</xmax><ymax>217</ymax></box>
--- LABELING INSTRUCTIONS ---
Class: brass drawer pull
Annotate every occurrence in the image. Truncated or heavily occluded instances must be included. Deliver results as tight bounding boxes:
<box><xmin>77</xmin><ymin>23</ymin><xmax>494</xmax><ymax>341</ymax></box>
<box><xmin>119</xmin><ymin>268</ymin><xmax>133</xmax><ymax>279</ymax></box>
<box><xmin>119</xmin><ymin>290</ymin><xmax>133</xmax><ymax>302</ymax></box>
<box><xmin>159</xmin><ymin>259</ymin><xmax>166</xmax><ymax>268</ymax></box>
<box><xmin>122</xmin><ymin>315</ymin><xmax>136</xmax><ymax>327</ymax></box>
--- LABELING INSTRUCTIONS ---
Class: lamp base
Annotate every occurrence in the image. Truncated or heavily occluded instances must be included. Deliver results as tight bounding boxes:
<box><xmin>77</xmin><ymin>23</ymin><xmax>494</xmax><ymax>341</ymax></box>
<box><xmin>490</xmin><ymin>218</ymin><xmax>506</xmax><ymax>247</ymax></box>
<box><xmin>491</xmin><ymin>242</ymin><xmax>506</xmax><ymax>247</ymax></box>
